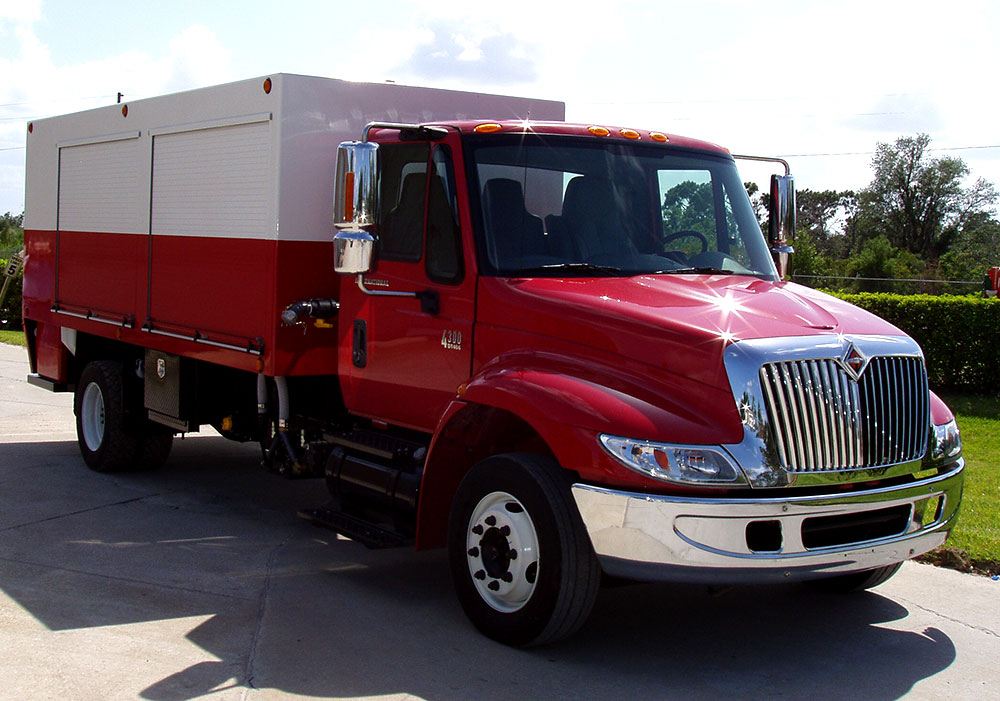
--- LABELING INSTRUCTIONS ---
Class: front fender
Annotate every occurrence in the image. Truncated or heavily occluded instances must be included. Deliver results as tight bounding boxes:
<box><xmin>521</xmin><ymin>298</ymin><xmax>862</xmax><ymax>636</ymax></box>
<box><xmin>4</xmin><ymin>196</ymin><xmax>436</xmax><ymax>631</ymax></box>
<box><xmin>414</xmin><ymin>353</ymin><xmax>743</xmax><ymax>549</ymax></box>
<box><xmin>459</xmin><ymin>352</ymin><xmax>742</xmax><ymax>485</ymax></box>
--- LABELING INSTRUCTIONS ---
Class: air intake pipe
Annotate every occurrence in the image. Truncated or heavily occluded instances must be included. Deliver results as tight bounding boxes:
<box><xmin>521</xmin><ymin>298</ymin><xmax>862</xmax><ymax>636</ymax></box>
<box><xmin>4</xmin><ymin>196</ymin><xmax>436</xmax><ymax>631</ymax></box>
<box><xmin>280</xmin><ymin>298</ymin><xmax>340</xmax><ymax>326</ymax></box>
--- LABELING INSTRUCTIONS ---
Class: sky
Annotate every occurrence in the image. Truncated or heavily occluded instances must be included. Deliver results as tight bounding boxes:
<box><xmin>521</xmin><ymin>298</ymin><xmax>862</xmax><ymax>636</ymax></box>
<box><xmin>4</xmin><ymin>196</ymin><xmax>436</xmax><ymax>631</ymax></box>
<box><xmin>2</xmin><ymin>0</ymin><xmax>999</xmax><ymax>216</ymax></box>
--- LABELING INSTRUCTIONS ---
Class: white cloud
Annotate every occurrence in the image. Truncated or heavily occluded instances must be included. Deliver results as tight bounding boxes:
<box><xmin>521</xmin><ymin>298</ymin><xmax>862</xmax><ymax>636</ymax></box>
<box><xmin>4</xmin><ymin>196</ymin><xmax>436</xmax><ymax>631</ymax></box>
<box><xmin>161</xmin><ymin>25</ymin><xmax>233</xmax><ymax>93</ymax></box>
<box><xmin>0</xmin><ymin>15</ymin><xmax>233</xmax><ymax>213</ymax></box>
<box><xmin>0</xmin><ymin>0</ymin><xmax>41</xmax><ymax>24</ymax></box>
<box><xmin>2</xmin><ymin>0</ymin><xmax>998</xmax><ymax>212</ymax></box>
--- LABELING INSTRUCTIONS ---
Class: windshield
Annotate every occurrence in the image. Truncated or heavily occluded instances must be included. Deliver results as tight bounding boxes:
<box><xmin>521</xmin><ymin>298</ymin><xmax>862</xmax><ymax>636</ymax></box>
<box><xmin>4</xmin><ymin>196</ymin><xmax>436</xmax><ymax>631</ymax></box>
<box><xmin>464</xmin><ymin>134</ymin><xmax>776</xmax><ymax>279</ymax></box>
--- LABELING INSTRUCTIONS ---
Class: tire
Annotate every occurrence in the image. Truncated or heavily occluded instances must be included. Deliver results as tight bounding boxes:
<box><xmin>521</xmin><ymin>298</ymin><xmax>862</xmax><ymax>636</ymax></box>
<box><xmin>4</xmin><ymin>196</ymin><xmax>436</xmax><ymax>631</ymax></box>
<box><xmin>74</xmin><ymin>360</ymin><xmax>173</xmax><ymax>472</ymax></box>
<box><xmin>448</xmin><ymin>453</ymin><xmax>600</xmax><ymax>647</ymax></box>
<box><xmin>809</xmin><ymin>562</ymin><xmax>903</xmax><ymax>593</ymax></box>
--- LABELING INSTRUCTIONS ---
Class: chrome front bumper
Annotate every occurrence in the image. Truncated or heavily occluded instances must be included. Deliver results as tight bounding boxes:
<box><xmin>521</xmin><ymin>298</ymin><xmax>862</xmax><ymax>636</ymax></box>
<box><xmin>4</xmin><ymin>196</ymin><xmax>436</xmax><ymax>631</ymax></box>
<box><xmin>571</xmin><ymin>461</ymin><xmax>964</xmax><ymax>583</ymax></box>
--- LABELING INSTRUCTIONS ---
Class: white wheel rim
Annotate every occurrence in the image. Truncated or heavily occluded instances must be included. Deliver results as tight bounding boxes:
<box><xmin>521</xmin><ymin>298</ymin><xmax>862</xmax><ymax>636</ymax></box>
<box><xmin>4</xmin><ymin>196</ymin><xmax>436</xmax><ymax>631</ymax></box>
<box><xmin>80</xmin><ymin>382</ymin><xmax>106</xmax><ymax>452</ymax></box>
<box><xmin>466</xmin><ymin>491</ymin><xmax>539</xmax><ymax>613</ymax></box>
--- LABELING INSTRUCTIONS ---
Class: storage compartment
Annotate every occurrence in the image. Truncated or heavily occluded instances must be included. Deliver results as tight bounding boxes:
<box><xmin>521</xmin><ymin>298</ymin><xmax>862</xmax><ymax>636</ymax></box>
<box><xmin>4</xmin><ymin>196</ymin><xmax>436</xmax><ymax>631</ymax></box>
<box><xmin>144</xmin><ymin>349</ymin><xmax>196</xmax><ymax>431</ymax></box>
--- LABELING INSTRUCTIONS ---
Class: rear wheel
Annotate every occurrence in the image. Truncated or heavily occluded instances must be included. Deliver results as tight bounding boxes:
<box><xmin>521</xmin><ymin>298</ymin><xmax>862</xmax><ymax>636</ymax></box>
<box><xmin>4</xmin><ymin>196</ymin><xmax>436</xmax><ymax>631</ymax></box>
<box><xmin>809</xmin><ymin>562</ymin><xmax>903</xmax><ymax>593</ymax></box>
<box><xmin>75</xmin><ymin>360</ymin><xmax>173</xmax><ymax>472</ymax></box>
<box><xmin>448</xmin><ymin>453</ymin><xmax>600</xmax><ymax>647</ymax></box>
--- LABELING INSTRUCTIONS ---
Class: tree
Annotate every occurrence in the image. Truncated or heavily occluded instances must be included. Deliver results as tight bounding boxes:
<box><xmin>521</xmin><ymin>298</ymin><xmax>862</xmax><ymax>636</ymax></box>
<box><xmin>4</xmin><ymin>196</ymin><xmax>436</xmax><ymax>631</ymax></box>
<box><xmin>854</xmin><ymin>134</ymin><xmax>997</xmax><ymax>258</ymax></box>
<box><xmin>846</xmin><ymin>235</ymin><xmax>922</xmax><ymax>292</ymax></box>
<box><xmin>662</xmin><ymin>180</ymin><xmax>715</xmax><ymax>234</ymax></box>
<box><xmin>744</xmin><ymin>181</ymin><xmax>768</xmax><ymax>229</ymax></box>
<box><xmin>796</xmin><ymin>189</ymin><xmax>856</xmax><ymax>257</ymax></box>
<box><xmin>938</xmin><ymin>216</ymin><xmax>1000</xmax><ymax>283</ymax></box>
<box><xmin>788</xmin><ymin>227</ymin><xmax>833</xmax><ymax>280</ymax></box>
<box><xmin>0</xmin><ymin>212</ymin><xmax>23</xmax><ymax>256</ymax></box>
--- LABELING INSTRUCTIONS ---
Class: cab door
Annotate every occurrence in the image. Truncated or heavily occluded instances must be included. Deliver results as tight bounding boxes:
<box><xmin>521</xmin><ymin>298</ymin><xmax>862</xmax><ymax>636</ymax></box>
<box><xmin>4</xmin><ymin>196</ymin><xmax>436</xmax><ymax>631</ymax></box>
<box><xmin>338</xmin><ymin>134</ymin><xmax>474</xmax><ymax>432</ymax></box>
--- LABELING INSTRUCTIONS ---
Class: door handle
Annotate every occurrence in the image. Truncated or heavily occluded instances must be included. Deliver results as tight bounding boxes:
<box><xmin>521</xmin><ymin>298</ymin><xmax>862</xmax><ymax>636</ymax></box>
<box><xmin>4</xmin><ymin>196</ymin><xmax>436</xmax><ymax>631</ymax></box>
<box><xmin>352</xmin><ymin>319</ymin><xmax>367</xmax><ymax>368</ymax></box>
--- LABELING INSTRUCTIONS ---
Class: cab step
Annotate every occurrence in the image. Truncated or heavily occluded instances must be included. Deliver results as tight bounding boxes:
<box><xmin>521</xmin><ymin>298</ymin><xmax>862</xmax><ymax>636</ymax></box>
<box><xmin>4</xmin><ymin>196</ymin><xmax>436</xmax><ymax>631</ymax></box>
<box><xmin>326</xmin><ymin>428</ymin><xmax>427</xmax><ymax>466</ymax></box>
<box><xmin>298</xmin><ymin>504</ymin><xmax>412</xmax><ymax>549</ymax></box>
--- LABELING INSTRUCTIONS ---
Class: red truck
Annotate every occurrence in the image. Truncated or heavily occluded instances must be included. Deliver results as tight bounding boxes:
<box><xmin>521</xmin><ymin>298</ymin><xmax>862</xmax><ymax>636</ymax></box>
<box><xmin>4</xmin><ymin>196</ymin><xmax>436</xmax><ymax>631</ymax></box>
<box><xmin>21</xmin><ymin>74</ymin><xmax>964</xmax><ymax>646</ymax></box>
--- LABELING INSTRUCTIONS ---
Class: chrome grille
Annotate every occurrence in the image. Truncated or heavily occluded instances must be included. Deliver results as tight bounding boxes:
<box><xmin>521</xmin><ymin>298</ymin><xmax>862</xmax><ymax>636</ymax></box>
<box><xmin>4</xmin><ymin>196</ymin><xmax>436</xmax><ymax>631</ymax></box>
<box><xmin>759</xmin><ymin>356</ymin><xmax>929</xmax><ymax>472</ymax></box>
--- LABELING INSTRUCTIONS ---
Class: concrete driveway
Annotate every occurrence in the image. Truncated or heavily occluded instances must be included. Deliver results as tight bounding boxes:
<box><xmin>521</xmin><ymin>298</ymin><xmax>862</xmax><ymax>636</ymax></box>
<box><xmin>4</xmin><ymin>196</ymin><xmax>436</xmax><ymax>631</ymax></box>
<box><xmin>0</xmin><ymin>342</ymin><xmax>997</xmax><ymax>700</ymax></box>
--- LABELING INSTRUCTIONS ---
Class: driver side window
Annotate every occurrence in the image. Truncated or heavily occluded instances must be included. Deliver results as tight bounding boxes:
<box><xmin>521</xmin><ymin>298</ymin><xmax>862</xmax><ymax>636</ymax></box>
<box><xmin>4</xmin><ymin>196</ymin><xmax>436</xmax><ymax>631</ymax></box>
<box><xmin>659</xmin><ymin>169</ymin><xmax>713</xmax><ymax>257</ymax></box>
<box><xmin>658</xmin><ymin>169</ymin><xmax>753</xmax><ymax>269</ymax></box>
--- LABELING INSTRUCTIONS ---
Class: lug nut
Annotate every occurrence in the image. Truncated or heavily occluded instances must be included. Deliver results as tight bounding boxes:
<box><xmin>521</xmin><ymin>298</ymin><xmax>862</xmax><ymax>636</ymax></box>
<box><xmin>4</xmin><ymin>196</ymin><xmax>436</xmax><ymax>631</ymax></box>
<box><xmin>488</xmin><ymin>580</ymin><xmax>500</xmax><ymax>591</ymax></box>
<box><xmin>501</xmin><ymin>572</ymin><xmax>513</xmax><ymax>583</ymax></box>
<box><xmin>468</xmin><ymin>547</ymin><xmax>479</xmax><ymax>557</ymax></box>
<box><xmin>474</xmin><ymin>569</ymin><xmax>486</xmax><ymax>580</ymax></box>
<box><xmin>499</xmin><ymin>525</ymin><xmax>510</xmax><ymax>537</ymax></box>
<box><xmin>472</xmin><ymin>525</ymin><xmax>484</xmax><ymax>535</ymax></box>
<box><xmin>485</xmin><ymin>515</ymin><xmax>497</xmax><ymax>526</ymax></box>
<box><xmin>508</xmin><ymin>549</ymin><xmax>518</xmax><ymax>560</ymax></box>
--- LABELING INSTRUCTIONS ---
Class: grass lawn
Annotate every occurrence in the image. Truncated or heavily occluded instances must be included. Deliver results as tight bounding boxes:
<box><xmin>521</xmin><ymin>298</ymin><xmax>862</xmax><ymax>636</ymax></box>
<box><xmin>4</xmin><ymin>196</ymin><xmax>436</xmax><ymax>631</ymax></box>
<box><xmin>919</xmin><ymin>394</ymin><xmax>1000</xmax><ymax>576</ymax></box>
<box><xmin>0</xmin><ymin>329</ymin><xmax>24</xmax><ymax>346</ymax></box>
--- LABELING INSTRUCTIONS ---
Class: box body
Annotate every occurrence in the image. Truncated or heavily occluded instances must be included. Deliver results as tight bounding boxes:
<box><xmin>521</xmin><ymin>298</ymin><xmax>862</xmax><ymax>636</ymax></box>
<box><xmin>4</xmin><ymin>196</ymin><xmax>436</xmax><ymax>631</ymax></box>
<box><xmin>23</xmin><ymin>74</ymin><xmax>564</xmax><ymax>377</ymax></box>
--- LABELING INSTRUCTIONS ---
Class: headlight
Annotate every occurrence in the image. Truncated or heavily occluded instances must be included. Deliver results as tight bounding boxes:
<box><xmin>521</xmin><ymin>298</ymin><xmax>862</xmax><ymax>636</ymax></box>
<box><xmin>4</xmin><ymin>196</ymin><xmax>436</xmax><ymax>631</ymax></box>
<box><xmin>599</xmin><ymin>435</ymin><xmax>747</xmax><ymax>486</ymax></box>
<box><xmin>931</xmin><ymin>420</ymin><xmax>962</xmax><ymax>461</ymax></box>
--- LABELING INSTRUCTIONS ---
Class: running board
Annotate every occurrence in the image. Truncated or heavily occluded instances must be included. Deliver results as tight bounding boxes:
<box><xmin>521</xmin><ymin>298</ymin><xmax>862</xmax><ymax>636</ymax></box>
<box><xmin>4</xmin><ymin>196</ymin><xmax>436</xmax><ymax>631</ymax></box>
<box><xmin>298</xmin><ymin>504</ymin><xmax>412</xmax><ymax>549</ymax></box>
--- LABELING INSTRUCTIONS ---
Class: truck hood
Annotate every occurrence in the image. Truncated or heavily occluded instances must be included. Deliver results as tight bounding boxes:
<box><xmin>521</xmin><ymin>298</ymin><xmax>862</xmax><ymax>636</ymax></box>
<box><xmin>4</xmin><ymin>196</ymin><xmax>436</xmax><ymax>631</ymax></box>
<box><xmin>477</xmin><ymin>274</ymin><xmax>906</xmax><ymax>397</ymax></box>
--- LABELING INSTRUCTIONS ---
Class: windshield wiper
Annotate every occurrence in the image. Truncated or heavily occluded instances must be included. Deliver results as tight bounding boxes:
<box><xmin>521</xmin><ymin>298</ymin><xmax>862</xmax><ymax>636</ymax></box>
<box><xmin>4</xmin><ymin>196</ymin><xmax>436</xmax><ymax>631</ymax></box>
<box><xmin>507</xmin><ymin>262</ymin><xmax>627</xmax><ymax>276</ymax></box>
<box><xmin>652</xmin><ymin>266</ymin><xmax>748</xmax><ymax>275</ymax></box>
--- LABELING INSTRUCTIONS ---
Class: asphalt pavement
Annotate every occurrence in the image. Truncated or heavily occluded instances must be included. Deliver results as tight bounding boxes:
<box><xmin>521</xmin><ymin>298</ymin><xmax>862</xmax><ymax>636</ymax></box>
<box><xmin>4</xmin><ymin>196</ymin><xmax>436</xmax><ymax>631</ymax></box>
<box><xmin>0</xmin><ymin>342</ymin><xmax>997</xmax><ymax>700</ymax></box>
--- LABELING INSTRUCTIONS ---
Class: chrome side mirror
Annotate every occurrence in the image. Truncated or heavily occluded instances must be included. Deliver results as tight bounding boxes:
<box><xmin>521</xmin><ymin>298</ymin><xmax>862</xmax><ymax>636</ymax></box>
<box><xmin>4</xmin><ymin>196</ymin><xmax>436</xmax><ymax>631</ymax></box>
<box><xmin>333</xmin><ymin>141</ymin><xmax>379</xmax><ymax>274</ymax></box>
<box><xmin>768</xmin><ymin>173</ymin><xmax>796</xmax><ymax>280</ymax></box>
<box><xmin>334</xmin><ymin>230</ymin><xmax>375</xmax><ymax>275</ymax></box>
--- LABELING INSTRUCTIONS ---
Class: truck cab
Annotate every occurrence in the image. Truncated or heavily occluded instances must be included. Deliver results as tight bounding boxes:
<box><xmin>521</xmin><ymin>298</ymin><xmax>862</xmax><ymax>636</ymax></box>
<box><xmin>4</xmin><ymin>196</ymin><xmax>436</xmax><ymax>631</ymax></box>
<box><xmin>329</xmin><ymin>120</ymin><xmax>964</xmax><ymax>644</ymax></box>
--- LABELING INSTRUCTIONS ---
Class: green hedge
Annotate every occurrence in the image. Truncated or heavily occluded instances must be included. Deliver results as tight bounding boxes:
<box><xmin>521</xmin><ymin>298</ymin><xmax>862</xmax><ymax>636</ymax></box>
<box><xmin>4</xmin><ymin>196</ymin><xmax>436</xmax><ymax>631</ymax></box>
<box><xmin>830</xmin><ymin>292</ymin><xmax>1000</xmax><ymax>395</ymax></box>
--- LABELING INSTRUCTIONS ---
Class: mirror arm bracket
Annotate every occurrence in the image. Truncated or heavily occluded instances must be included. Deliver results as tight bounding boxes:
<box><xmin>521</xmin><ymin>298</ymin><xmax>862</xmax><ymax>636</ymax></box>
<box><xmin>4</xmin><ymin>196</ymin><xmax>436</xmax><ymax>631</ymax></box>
<box><xmin>732</xmin><ymin>154</ymin><xmax>790</xmax><ymax>176</ymax></box>
<box><xmin>356</xmin><ymin>275</ymin><xmax>440</xmax><ymax>315</ymax></box>
<box><xmin>356</xmin><ymin>274</ymin><xmax>418</xmax><ymax>298</ymax></box>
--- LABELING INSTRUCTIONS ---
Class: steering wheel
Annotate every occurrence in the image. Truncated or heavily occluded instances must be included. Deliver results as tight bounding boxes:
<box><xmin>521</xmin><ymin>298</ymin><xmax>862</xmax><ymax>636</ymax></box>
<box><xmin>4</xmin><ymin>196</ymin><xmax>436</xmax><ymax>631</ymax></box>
<box><xmin>662</xmin><ymin>230</ymin><xmax>709</xmax><ymax>253</ymax></box>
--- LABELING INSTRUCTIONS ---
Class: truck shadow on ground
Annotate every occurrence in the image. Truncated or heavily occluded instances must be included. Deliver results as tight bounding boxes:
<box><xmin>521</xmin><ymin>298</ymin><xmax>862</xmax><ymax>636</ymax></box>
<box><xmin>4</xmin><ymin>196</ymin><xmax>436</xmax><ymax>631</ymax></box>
<box><xmin>0</xmin><ymin>437</ymin><xmax>956</xmax><ymax>700</ymax></box>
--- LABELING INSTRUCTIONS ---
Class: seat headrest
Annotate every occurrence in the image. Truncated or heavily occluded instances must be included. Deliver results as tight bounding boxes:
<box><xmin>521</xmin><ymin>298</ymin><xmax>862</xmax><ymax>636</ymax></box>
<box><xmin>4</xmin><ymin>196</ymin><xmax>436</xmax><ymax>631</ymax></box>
<box><xmin>563</xmin><ymin>177</ymin><xmax>613</xmax><ymax>218</ymax></box>
<box><xmin>396</xmin><ymin>173</ymin><xmax>426</xmax><ymax>207</ymax></box>
<box><xmin>483</xmin><ymin>178</ymin><xmax>530</xmax><ymax>230</ymax></box>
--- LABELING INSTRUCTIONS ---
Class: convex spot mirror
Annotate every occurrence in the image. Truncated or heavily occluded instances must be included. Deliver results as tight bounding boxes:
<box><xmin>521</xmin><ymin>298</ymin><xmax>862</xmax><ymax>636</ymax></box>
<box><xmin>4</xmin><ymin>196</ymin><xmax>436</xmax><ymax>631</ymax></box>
<box><xmin>333</xmin><ymin>140</ymin><xmax>379</xmax><ymax>275</ymax></box>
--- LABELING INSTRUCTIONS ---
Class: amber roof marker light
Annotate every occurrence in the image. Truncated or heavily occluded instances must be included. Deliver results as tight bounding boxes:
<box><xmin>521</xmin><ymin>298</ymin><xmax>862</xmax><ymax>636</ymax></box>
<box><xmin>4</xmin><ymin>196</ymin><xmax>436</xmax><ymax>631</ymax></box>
<box><xmin>263</xmin><ymin>77</ymin><xmax>272</xmax><ymax>94</ymax></box>
<box><xmin>587</xmin><ymin>125</ymin><xmax>610</xmax><ymax>137</ymax></box>
<box><xmin>650</xmin><ymin>132</ymin><xmax>669</xmax><ymax>143</ymax></box>
<box><xmin>121</xmin><ymin>104</ymin><xmax>128</xmax><ymax>118</ymax></box>
<box><xmin>620</xmin><ymin>128</ymin><xmax>640</xmax><ymax>140</ymax></box>
<box><xmin>473</xmin><ymin>122</ymin><xmax>503</xmax><ymax>133</ymax></box>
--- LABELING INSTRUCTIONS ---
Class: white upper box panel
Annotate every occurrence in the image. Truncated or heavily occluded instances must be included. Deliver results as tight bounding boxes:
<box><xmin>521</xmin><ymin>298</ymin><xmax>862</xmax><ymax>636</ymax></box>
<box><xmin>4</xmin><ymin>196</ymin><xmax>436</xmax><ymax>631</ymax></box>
<box><xmin>58</xmin><ymin>134</ymin><xmax>145</xmax><ymax>234</ymax></box>
<box><xmin>152</xmin><ymin>119</ymin><xmax>272</xmax><ymax>238</ymax></box>
<box><xmin>24</xmin><ymin>74</ymin><xmax>565</xmax><ymax>241</ymax></box>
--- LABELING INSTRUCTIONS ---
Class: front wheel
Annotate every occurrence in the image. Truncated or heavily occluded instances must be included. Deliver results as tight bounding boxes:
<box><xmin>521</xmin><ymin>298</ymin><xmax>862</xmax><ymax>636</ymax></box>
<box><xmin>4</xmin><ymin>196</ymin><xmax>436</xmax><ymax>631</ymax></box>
<box><xmin>448</xmin><ymin>453</ymin><xmax>600</xmax><ymax>647</ymax></box>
